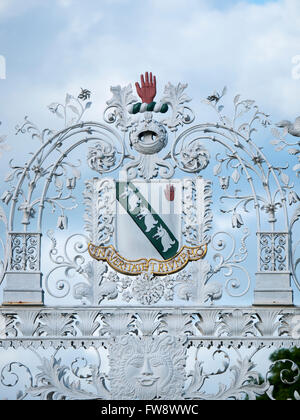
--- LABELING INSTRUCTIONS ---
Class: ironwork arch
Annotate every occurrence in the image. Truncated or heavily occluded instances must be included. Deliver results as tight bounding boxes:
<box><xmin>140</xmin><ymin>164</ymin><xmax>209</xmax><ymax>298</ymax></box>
<box><xmin>0</xmin><ymin>77</ymin><xmax>299</xmax><ymax>400</ymax></box>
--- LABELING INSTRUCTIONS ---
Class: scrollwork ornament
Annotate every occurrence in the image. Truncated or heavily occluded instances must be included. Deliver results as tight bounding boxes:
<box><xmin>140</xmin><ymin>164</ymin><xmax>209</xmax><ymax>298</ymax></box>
<box><xmin>45</xmin><ymin>231</ymin><xmax>89</xmax><ymax>300</ymax></box>
<box><xmin>1</xmin><ymin>362</ymin><xmax>33</xmax><ymax>400</ymax></box>
<box><xmin>265</xmin><ymin>359</ymin><xmax>300</xmax><ymax>400</ymax></box>
<box><xmin>290</xmin><ymin>205</ymin><xmax>300</xmax><ymax>291</ymax></box>
<box><xmin>26</xmin><ymin>354</ymin><xmax>109</xmax><ymax>400</ymax></box>
<box><xmin>87</xmin><ymin>142</ymin><xmax>117</xmax><ymax>174</ymax></box>
<box><xmin>9</xmin><ymin>233</ymin><xmax>40</xmax><ymax>272</ymax></box>
<box><xmin>185</xmin><ymin>347</ymin><xmax>270</xmax><ymax>400</ymax></box>
<box><xmin>207</xmin><ymin>229</ymin><xmax>251</xmax><ymax>299</ymax></box>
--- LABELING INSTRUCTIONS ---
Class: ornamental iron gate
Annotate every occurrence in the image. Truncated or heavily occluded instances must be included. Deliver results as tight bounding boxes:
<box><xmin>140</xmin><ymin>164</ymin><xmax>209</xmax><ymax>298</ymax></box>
<box><xmin>0</xmin><ymin>74</ymin><xmax>299</xmax><ymax>400</ymax></box>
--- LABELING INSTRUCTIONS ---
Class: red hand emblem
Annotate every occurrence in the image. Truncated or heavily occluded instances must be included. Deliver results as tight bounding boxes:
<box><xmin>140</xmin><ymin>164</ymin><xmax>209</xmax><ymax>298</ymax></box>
<box><xmin>135</xmin><ymin>72</ymin><xmax>157</xmax><ymax>104</ymax></box>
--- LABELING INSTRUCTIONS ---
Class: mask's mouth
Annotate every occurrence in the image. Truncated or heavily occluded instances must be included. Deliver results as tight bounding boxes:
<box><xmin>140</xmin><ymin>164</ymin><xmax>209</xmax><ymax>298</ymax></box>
<box><xmin>137</xmin><ymin>376</ymin><xmax>159</xmax><ymax>387</ymax></box>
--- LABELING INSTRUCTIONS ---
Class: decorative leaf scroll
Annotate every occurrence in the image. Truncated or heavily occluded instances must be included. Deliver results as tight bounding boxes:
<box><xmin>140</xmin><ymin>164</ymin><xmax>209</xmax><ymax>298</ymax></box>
<box><xmin>0</xmin><ymin>311</ymin><xmax>299</xmax><ymax>400</ymax></box>
<box><xmin>0</xmin><ymin>206</ymin><xmax>8</xmax><ymax>283</ymax></box>
<box><xmin>27</xmin><ymin>356</ymin><xmax>109</xmax><ymax>400</ymax></box>
<box><xmin>104</xmin><ymin>84</ymin><xmax>138</xmax><ymax>131</ymax></box>
<box><xmin>162</xmin><ymin>82</ymin><xmax>194</xmax><ymax>131</ymax></box>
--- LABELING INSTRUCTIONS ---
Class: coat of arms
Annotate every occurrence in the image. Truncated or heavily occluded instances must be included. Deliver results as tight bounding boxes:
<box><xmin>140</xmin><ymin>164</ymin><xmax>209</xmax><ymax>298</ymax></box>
<box><xmin>87</xmin><ymin>73</ymin><xmax>212</xmax><ymax>278</ymax></box>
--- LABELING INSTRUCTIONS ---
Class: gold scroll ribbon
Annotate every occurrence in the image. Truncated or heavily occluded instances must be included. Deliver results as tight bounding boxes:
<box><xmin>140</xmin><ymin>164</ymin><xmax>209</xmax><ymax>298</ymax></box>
<box><xmin>88</xmin><ymin>243</ymin><xmax>207</xmax><ymax>277</ymax></box>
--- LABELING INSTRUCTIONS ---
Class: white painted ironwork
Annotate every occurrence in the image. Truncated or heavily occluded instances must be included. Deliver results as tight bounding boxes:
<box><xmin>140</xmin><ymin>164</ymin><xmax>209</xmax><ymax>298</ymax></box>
<box><xmin>0</xmin><ymin>76</ymin><xmax>299</xmax><ymax>400</ymax></box>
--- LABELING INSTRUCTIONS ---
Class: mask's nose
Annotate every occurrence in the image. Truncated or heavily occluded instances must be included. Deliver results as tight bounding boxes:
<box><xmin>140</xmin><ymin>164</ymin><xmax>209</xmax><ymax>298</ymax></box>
<box><xmin>141</xmin><ymin>356</ymin><xmax>153</xmax><ymax>376</ymax></box>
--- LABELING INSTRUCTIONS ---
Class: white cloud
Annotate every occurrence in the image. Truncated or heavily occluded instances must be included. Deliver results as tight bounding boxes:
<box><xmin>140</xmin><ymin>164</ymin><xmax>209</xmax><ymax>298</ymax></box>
<box><xmin>0</xmin><ymin>0</ymin><xmax>39</xmax><ymax>18</ymax></box>
<box><xmin>57</xmin><ymin>0</ymin><xmax>73</xmax><ymax>7</ymax></box>
<box><xmin>0</xmin><ymin>0</ymin><xmax>14</xmax><ymax>15</ymax></box>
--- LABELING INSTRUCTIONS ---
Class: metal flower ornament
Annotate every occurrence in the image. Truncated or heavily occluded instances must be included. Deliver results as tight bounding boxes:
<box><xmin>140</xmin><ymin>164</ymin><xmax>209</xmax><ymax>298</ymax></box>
<box><xmin>0</xmin><ymin>72</ymin><xmax>299</xmax><ymax>400</ymax></box>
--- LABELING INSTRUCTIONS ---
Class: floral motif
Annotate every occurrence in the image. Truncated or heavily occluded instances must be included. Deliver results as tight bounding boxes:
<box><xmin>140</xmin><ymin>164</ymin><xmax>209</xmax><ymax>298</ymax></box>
<box><xmin>132</xmin><ymin>273</ymin><xmax>165</xmax><ymax>305</ymax></box>
<box><xmin>180</xmin><ymin>141</ymin><xmax>210</xmax><ymax>173</ymax></box>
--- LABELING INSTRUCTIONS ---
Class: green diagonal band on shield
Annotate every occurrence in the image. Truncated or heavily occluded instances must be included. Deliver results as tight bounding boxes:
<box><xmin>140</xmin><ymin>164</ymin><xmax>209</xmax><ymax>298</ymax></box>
<box><xmin>116</xmin><ymin>182</ymin><xmax>180</xmax><ymax>260</ymax></box>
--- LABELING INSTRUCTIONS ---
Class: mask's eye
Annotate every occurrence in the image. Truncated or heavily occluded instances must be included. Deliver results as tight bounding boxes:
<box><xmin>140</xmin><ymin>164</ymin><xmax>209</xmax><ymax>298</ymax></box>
<box><xmin>128</xmin><ymin>357</ymin><xmax>144</xmax><ymax>369</ymax></box>
<box><xmin>151</xmin><ymin>358</ymin><xmax>163</xmax><ymax>368</ymax></box>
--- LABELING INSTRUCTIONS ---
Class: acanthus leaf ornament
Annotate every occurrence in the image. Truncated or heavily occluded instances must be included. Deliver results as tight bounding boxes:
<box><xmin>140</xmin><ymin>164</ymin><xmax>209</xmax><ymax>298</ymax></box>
<box><xmin>161</xmin><ymin>82</ymin><xmax>194</xmax><ymax>131</ymax></box>
<box><xmin>105</xmin><ymin>84</ymin><xmax>138</xmax><ymax>131</ymax></box>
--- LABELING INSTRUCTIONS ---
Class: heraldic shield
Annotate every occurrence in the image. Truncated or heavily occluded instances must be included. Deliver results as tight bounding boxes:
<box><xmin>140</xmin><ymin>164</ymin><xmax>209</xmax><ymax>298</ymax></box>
<box><xmin>88</xmin><ymin>177</ymin><xmax>210</xmax><ymax>277</ymax></box>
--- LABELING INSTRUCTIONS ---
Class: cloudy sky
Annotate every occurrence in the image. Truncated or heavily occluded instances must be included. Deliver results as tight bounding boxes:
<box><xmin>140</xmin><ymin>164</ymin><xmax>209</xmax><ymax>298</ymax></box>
<box><xmin>0</xmin><ymin>0</ymin><xmax>300</xmax><ymax>127</ymax></box>
<box><xmin>0</xmin><ymin>0</ymin><xmax>300</xmax><ymax>175</ymax></box>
